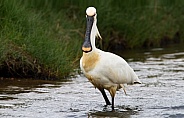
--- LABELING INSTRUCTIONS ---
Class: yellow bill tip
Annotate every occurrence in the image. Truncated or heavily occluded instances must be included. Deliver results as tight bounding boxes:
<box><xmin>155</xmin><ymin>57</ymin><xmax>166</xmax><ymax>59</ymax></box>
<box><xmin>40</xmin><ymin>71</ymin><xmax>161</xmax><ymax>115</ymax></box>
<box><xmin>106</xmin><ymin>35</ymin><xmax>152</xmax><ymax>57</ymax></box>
<box><xmin>82</xmin><ymin>47</ymin><xmax>92</xmax><ymax>52</ymax></box>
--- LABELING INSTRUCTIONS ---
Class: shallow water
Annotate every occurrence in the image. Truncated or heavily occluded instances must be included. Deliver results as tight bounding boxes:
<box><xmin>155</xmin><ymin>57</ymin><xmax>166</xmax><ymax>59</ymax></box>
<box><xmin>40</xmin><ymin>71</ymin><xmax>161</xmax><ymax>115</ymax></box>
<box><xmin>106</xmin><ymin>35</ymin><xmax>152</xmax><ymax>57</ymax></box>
<box><xmin>0</xmin><ymin>44</ymin><xmax>184</xmax><ymax>118</ymax></box>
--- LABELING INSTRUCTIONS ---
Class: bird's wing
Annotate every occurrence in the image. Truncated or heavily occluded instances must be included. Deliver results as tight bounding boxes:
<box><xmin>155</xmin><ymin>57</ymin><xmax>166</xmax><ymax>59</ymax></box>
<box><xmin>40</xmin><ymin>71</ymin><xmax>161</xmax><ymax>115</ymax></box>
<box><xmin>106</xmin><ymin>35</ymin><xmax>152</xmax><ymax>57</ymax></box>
<box><xmin>97</xmin><ymin>51</ymin><xmax>141</xmax><ymax>85</ymax></box>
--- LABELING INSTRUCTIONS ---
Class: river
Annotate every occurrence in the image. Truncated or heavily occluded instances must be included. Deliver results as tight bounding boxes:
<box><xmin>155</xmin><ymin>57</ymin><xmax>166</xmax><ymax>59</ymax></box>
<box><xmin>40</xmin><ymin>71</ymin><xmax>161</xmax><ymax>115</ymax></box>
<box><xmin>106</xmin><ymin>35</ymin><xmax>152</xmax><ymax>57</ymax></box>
<box><xmin>0</xmin><ymin>44</ymin><xmax>184</xmax><ymax>118</ymax></box>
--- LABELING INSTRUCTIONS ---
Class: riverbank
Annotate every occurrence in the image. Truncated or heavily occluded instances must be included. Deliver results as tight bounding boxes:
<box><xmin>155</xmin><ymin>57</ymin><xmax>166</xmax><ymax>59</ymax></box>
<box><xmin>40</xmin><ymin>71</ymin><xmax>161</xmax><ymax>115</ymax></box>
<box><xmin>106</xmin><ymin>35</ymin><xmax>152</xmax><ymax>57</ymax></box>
<box><xmin>0</xmin><ymin>0</ymin><xmax>184</xmax><ymax>79</ymax></box>
<box><xmin>0</xmin><ymin>0</ymin><xmax>82</xmax><ymax>79</ymax></box>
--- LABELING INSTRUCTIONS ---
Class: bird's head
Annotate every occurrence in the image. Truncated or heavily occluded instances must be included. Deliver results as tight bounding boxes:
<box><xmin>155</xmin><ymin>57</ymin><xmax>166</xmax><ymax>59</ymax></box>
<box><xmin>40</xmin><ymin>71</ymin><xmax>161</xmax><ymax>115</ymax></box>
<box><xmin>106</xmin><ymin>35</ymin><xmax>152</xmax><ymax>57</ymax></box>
<box><xmin>82</xmin><ymin>7</ymin><xmax>102</xmax><ymax>53</ymax></box>
<box><xmin>86</xmin><ymin>7</ymin><xmax>96</xmax><ymax>17</ymax></box>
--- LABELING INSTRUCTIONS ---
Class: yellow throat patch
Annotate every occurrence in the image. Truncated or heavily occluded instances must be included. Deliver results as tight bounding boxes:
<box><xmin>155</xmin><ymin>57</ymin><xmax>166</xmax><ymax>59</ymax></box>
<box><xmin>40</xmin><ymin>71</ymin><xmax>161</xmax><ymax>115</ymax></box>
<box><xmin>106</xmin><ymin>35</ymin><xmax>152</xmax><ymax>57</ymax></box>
<box><xmin>82</xmin><ymin>51</ymin><xmax>99</xmax><ymax>72</ymax></box>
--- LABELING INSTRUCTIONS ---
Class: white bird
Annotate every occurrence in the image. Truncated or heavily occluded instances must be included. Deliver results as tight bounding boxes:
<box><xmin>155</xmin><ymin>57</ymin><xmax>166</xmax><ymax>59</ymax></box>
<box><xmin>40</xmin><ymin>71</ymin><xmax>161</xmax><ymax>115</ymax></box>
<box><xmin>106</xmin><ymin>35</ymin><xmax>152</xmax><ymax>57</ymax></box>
<box><xmin>80</xmin><ymin>7</ymin><xmax>141</xmax><ymax>110</ymax></box>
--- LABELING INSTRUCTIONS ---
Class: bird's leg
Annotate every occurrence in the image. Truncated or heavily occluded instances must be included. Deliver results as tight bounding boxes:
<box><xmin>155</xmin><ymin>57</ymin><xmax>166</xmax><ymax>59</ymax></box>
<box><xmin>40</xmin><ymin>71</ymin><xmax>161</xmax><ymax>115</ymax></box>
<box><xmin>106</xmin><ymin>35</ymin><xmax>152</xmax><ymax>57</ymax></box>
<box><xmin>120</xmin><ymin>84</ymin><xmax>127</xmax><ymax>95</ymax></box>
<box><xmin>99</xmin><ymin>89</ymin><xmax>111</xmax><ymax>105</ymax></box>
<box><xmin>112</xmin><ymin>96</ymin><xmax>115</xmax><ymax>110</ymax></box>
<box><xmin>109</xmin><ymin>86</ymin><xmax>117</xmax><ymax>110</ymax></box>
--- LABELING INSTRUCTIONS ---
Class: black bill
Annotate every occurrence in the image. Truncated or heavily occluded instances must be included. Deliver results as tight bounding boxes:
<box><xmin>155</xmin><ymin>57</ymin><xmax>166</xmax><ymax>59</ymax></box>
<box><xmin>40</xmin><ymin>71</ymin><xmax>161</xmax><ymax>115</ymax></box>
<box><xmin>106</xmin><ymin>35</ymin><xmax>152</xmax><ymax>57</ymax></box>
<box><xmin>82</xmin><ymin>16</ymin><xmax>94</xmax><ymax>53</ymax></box>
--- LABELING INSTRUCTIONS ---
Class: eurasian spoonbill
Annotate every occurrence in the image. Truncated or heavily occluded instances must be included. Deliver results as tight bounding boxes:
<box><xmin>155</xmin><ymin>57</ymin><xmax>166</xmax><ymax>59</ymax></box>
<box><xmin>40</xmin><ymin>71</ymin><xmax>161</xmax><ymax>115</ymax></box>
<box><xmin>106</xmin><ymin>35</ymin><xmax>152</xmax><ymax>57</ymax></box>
<box><xmin>80</xmin><ymin>7</ymin><xmax>141</xmax><ymax>110</ymax></box>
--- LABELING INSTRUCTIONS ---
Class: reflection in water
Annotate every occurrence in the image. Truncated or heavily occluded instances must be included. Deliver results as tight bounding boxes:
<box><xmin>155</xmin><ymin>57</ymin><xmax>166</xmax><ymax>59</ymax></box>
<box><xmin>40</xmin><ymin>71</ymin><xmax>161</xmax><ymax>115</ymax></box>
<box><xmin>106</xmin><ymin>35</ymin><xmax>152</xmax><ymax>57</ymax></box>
<box><xmin>0</xmin><ymin>78</ymin><xmax>61</xmax><ymax>98</ymax></box>
<box><xmin>88</xmin><ymin>105</ymin><xmax>140</xmax><ymax>118</ymax></box>
<box><xmin>89</xmin><ymin>110</ymin><xmax>132</xmax><ymax>118</ymax></box>
<box><xmin>0</xmin><ymin>44</ymin><xmax>184</xmax><ymax>118</ymax></box>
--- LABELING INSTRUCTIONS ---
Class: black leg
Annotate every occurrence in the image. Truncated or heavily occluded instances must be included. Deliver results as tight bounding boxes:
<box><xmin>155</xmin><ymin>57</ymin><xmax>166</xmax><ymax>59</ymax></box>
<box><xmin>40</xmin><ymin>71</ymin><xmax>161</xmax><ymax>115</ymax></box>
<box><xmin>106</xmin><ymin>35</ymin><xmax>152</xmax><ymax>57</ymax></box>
<box><xmin>99</xmin><ymin>89</ymin><xmax>111</xmax><ymax>105</ymax></box>
<box><xmin>111</xmin><ymin>96</ymin><xmax>114</xmax><ymax>110</ymax></box>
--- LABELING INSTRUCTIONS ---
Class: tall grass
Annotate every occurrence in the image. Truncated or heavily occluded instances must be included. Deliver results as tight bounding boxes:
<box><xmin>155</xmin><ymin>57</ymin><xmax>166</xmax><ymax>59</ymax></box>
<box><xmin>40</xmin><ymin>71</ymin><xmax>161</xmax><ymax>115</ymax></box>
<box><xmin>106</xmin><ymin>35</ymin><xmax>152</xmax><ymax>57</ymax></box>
<box><xmin>0</xmin><ymin>0</ymin><xmax>82</xmax><ymax>79</ymax></box>
<box><xmin>24</xmin><ymin>0</ymin><xmax>184</xmax><ymax>49</ymax></box>
<box><xmin>20</xmin><ymin>0</ymin><xmax>184</xmax><ymax>49</ymax></box>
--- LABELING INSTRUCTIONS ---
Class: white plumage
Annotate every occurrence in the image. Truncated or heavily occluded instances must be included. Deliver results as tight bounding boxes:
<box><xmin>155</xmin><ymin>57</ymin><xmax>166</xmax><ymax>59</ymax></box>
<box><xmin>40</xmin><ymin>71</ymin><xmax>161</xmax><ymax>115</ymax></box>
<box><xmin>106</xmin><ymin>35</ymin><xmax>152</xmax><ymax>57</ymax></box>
<box><xmin>80</xmin><ymin>7</ymin><xmax>141</xmax><ymax>110</ymax></box>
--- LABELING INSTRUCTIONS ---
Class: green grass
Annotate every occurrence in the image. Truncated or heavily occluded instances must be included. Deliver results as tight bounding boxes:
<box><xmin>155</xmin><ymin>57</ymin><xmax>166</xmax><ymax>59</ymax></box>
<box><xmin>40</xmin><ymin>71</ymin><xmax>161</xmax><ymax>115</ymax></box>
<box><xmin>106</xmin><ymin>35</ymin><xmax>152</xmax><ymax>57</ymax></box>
<box><xmin>0</xmin><ymin>0</ymin><xmax>184</xmax><ymax>79</ymax></box>
<box><xmin>42</xmin><ymin>0</ymin><xmax>183</xmax><ymax>49</ymax></box>
<box><xmin>0</xmin><ymin>0</ymin><xmax>82</xmax><ymax>79</ymax></box>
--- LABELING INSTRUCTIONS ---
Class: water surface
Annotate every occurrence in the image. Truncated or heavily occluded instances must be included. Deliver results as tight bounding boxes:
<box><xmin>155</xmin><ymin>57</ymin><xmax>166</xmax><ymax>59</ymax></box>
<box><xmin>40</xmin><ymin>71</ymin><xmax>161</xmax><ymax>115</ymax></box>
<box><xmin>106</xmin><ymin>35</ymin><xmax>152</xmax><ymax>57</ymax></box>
<box><xmin>0</xmin><ymin>44</ymin><xmax>184</xmax><ymax>118</ymax></box>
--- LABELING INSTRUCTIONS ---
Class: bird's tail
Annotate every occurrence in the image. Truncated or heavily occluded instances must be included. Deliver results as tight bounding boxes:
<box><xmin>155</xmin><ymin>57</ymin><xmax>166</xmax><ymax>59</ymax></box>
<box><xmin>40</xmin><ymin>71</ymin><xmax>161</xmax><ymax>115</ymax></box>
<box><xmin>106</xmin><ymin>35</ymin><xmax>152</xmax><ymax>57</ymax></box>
<box><xmin>132</xmin><ymin>70</ymin><xmax>142</xmax><ymax>84</ymax></box>
<box><xmin>133</xmin><ymin>76</ymin><xmax>141</xmax><ymax>84</ymax></box>
<box><xmin>127</xmin><ymin>73</ymin><xmax>141</xmax><ymax>85</ymax></box>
